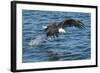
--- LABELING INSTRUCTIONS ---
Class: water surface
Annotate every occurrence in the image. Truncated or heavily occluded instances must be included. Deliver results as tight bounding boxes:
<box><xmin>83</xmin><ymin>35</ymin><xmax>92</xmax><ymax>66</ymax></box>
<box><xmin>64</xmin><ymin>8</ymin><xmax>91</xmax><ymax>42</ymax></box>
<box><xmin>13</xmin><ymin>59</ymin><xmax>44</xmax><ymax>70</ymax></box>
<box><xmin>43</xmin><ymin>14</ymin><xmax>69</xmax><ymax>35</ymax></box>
<box><xmin>22</xmin><ymin>10</ymin><xmax>91</xmax><ymax>63</ymax></box>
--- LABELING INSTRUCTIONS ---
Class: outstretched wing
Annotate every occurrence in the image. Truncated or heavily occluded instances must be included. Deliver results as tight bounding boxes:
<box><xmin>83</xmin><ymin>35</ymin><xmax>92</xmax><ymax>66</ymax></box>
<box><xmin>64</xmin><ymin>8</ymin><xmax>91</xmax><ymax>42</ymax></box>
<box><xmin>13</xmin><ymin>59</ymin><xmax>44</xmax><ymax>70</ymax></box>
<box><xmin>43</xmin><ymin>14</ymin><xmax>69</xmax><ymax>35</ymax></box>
<box><xmin>58</xmin><ymin>19</ymin><xmax>84</xmax><ymax>29</ymax></box>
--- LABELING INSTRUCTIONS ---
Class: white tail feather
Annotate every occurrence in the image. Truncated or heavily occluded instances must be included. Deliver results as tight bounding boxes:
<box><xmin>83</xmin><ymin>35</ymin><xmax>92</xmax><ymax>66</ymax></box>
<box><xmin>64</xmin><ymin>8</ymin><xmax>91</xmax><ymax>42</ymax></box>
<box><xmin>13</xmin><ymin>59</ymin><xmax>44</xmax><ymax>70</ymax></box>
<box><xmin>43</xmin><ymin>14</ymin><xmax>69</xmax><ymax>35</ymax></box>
<box><xmin>42</xmin><ymin>26</ymin><xmax>47</xmax><ymax>29</ymax></box>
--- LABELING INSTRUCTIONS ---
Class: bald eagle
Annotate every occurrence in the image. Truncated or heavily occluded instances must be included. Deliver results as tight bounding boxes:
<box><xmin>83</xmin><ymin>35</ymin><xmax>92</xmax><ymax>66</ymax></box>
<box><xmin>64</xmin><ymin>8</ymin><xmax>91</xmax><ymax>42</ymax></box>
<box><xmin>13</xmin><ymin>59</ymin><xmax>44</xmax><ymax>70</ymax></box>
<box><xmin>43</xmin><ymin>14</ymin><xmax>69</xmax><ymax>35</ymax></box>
<box><xmin>43</xmin><ymin>19</ymin><xmax>84</xmax><ymax>38</ymax></box>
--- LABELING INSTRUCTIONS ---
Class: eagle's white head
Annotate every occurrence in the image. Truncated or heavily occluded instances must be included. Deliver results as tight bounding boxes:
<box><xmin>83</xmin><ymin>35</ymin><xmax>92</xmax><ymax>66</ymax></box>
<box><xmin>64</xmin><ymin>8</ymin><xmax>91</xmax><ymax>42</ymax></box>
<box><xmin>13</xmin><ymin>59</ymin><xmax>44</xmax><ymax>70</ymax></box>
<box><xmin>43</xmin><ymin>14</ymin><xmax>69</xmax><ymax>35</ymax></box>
<box><xmin>58</xmin><ymin>28</ymin><xmax>66</xmax><ymax>33</ymax></box>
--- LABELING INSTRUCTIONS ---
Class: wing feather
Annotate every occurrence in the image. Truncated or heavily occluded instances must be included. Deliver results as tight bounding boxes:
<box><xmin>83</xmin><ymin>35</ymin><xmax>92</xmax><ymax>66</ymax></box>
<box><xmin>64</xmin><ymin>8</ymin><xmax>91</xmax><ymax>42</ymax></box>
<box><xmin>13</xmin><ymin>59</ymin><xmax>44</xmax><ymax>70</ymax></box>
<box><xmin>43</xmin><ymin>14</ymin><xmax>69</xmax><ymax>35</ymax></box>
<box><xmin>58</xmin><ymin>19</ymin><xmax>84</xmax><ymax>29</ymax></box>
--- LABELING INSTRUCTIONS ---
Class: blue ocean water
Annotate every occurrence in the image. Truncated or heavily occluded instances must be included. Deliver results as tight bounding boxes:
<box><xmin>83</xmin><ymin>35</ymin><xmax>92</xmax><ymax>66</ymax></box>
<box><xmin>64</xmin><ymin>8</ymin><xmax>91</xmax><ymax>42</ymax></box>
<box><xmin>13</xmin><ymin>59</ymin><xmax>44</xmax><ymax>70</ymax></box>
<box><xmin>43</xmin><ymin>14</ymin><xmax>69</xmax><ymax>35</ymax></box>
<box><xmin>22</xmin><ymin>10</ymin><xmax>91</xmax><ymax>63</ymax></box>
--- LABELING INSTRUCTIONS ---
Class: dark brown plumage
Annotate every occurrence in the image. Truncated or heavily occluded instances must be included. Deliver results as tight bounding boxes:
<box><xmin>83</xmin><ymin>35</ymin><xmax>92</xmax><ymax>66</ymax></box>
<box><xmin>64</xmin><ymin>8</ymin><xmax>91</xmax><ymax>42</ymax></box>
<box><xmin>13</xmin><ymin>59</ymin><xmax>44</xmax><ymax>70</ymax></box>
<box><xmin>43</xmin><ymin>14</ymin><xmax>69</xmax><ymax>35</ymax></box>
<box><xmin>58</xmin><ymin>19</ymin><xmax>84</xmax><ymax>29</ymax></box>
<box><xmin>44</xmin><ymin>19</ymin><xmax>84</xmax><ymax>38</ymax></box>
<box><xmin>44</xmin><ymin>22</ymin><xmax>59</xmax><ymax>38</ymax></box>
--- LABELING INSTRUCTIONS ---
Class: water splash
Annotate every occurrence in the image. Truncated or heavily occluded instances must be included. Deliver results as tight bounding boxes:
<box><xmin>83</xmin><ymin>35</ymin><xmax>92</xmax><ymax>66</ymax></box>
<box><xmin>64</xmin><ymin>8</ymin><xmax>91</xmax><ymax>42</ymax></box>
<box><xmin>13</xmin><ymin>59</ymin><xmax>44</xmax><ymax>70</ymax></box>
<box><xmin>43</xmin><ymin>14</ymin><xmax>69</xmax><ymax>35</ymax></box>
<box><xmin>29</xmin><ymin>36</ymin><xmax>42</xmax><ymax>48</ymax></box>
